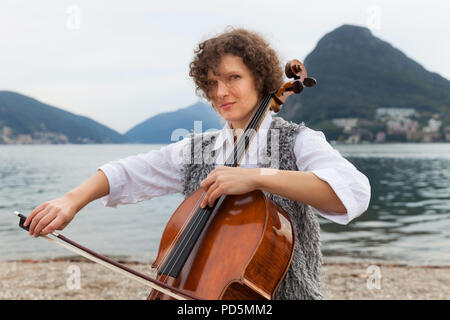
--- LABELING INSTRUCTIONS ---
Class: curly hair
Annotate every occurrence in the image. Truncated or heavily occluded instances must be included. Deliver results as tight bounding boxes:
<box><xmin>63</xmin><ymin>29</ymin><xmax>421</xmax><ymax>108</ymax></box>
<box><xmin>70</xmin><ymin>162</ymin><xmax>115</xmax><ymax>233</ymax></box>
<box><xmin>189</xmin><ymin>27</ymin><xmax>284</xmax><ymax>101</ymax></box>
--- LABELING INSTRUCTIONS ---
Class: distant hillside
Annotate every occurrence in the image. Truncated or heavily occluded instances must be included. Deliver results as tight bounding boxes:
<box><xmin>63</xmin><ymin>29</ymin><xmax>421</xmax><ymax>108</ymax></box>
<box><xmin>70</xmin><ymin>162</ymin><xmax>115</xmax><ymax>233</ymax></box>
<box><xmin>279</xmin><ymin>24</ymin><xmax>450</xmax><ymax>135</ymax></box>
<box><xmin>0</xmin><ymin>91</ymin><xmax>127</xmax><ymax>144</ymax></box>
<box><xmin>125</xmin><ymin>101</ymin><xmax>223</xmax><ymax>143</ymax></box>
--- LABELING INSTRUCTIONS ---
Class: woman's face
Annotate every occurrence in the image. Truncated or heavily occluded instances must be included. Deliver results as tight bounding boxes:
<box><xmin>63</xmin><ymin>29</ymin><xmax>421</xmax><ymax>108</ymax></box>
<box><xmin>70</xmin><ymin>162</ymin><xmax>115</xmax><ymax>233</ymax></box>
<box><xmin>207</xmin><ymin>54</ymin><xmax>259</xmax><ymax>130</ymax></box>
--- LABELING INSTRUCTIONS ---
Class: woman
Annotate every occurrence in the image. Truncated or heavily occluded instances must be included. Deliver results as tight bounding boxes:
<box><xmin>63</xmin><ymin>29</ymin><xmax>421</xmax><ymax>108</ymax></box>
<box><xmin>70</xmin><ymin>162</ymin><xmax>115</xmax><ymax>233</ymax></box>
<box><xmin>24</xmin><ymin>28</ymin><xmax>371</xmax><ymax>299</ymax></box>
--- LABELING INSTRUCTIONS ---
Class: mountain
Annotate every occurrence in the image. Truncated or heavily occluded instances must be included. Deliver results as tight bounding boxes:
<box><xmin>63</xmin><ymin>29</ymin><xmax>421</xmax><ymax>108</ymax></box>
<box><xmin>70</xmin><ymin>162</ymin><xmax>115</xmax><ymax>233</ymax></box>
<box><xmin>278</xmin><ymin>24</ymin><xmax>450</xmax><ymax>135</ymax></box>
<box><xmin>0</xmin><ymin>91</ymin><xmax>127</xmax><ymax>144</ymax></box>
<box><xmin>125</xmin><ymin>101</ymin><xmax>223</xmax><ymax>143</ymax></box>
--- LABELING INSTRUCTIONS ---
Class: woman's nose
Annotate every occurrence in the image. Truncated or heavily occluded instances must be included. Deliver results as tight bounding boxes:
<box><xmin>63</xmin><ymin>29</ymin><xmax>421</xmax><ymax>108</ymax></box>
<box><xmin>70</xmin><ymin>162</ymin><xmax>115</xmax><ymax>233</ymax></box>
<box><xmin>216</xmin><ymin>80</ymin><xmax>229</xmax><ymax>97</ymax></box>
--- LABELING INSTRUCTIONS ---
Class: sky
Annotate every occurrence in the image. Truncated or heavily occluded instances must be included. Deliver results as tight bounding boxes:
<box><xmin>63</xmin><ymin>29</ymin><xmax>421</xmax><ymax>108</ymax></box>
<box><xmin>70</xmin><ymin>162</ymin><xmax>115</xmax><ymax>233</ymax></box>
<box><xmin>1</xmin><ymin>0</ymin><xmax>449</xmax><ymax>134</ymax></box>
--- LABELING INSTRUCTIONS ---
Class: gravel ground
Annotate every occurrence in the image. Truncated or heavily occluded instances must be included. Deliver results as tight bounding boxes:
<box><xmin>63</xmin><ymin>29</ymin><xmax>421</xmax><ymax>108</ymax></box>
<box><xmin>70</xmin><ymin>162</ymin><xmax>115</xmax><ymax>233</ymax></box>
<box><xmin>1</xmin><ymin>259</ymin><xmax>449</xmax><ymax>300</ymax></box>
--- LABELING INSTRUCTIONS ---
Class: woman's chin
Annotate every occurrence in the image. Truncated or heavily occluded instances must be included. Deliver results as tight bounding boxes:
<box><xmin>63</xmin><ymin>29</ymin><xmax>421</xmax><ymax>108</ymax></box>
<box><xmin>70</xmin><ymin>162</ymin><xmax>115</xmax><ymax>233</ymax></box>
<box><xmin>218</xmin><ymin>113</ymin><xmax>237</xmax><ymax>122</ymax></box>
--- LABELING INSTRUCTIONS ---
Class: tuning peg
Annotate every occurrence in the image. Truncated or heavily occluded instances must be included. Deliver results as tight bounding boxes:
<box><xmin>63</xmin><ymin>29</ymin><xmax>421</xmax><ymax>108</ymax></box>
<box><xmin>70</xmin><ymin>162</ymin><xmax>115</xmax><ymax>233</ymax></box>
<box><xmin>303</xmin><ymin>77</ymin><xmax>317</xmax><ymax>87</ymax></box>
<box><xmin>285</xmin><ymin>62</ymin><xmax>302</xmax><ymax>79</ymax></box>
<box><xmin>286</xmin><ymin>80</ymin><xmax>303</xmax><ymax>94</ymax></box>
<box><xmin>285</xmin><ymin>65</ymin><xmax>295</xmax><ymax>79</ymax></box>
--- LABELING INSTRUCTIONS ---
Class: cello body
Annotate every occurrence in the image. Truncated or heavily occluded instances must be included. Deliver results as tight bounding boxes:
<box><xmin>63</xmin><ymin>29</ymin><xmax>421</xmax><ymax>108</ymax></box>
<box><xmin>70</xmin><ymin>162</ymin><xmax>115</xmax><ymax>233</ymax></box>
<box><xmin>148</xmin><ymin>188</ymin><xmax>295</xmax><ymax>300</ymax></box>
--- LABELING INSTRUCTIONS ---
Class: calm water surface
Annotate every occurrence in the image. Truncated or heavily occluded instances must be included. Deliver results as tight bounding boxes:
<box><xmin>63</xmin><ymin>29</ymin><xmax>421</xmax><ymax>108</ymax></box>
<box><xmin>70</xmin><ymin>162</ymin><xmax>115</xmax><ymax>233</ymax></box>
<box><xmin>0</xmin><ymin>143</ymin><xmax>449</xmax><ymax>265</ymax></box>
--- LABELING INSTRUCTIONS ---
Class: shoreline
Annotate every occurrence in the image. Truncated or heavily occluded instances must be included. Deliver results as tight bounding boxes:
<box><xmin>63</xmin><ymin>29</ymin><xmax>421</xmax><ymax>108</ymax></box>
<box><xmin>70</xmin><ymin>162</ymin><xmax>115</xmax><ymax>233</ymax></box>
<box><xmin>4</xmin><ymin>254</ymin><xmax>450</xmax><ymax>268</ymax></box>
<box><xmin>5</xmin><ymin>255</ymin><xmax>449</xmax><ymax>268</ymax></box>
<box><xmin>4</xmin><ymin>256</ymin><xmax>450</xmax><ymax>267</ymax></box>
<box><xmin>1</xmin><ymin>258</ymin><xmax>449</xmax><ymax>300</ymax></box>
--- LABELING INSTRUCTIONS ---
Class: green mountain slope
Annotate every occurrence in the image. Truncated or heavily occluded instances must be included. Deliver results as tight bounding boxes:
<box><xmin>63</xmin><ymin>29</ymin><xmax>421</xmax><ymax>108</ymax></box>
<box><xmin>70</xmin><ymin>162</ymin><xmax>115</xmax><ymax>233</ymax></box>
<box><xmin>0</xmin><ymin>91</ymin><xmax>127</xmax><ymax>144</ymax></box>
<box><xmin>125</xmin><ymin>101</ymin><xmax>223</xmax><ymax>143</ymax></box>
<box><xmin>279</xmin><ymin>24</ymin><xmax>450</xmax><ymax>131</ymax></box>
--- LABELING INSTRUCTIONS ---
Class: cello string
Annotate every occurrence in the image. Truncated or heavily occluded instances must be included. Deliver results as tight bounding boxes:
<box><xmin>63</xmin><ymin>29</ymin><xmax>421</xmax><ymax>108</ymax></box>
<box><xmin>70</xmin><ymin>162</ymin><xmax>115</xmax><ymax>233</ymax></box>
<box><xmin>163</xmin><ymin>94</ymin><xmax>272</xmax><ymax>276</ymax></box>
<box><xmin>163</xmin><ymin>94</ymin><xmax>273</xmax><ymax>276</ymax></box>
<box><xmin>154</xmin><ymin>192</ymin><xmax>206</xmax><ymax>270</ymax></box>
<box><xmin>155</xmin><ymin>116</ymin><xmax>229</xmax><ymax>270</ymax></box>
<box><xmin>162</xmin><ymin>196</ymin><xmax>211</xmax><ymax>275</ymax></box>
<box><xmin>226</xmin><ymin>93</ymin><xmax>272</xmax><ymax>166</ymax></box>
<box><xmin>154</xmin><ymin>188</ymin><xmax>208</xmax><ymax>270</ymax></box>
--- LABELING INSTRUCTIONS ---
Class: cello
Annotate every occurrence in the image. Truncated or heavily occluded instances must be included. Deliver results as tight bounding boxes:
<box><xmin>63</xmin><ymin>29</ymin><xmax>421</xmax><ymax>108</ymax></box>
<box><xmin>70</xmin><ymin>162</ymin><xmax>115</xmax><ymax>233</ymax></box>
<box><xmin>15</xmin><ymin>59</ymin><xmax>316</xmax><ymax>300</ymax></box>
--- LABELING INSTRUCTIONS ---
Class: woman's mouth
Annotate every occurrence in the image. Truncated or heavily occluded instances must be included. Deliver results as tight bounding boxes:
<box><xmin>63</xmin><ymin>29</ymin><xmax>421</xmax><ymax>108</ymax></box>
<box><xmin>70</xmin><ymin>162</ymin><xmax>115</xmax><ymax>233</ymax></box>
<box><xmin>220</xmin><ymin>102</ymin><xmax>234</xmax><ymax>110</ymax></box>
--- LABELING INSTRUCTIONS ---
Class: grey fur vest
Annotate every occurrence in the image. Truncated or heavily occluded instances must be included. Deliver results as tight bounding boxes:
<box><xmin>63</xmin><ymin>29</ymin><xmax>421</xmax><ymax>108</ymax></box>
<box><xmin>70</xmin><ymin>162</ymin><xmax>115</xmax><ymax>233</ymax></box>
<box><xmin>181</xmin><ymin>116</ymin><xmax>323</xmax><ymax>300</ymax></box>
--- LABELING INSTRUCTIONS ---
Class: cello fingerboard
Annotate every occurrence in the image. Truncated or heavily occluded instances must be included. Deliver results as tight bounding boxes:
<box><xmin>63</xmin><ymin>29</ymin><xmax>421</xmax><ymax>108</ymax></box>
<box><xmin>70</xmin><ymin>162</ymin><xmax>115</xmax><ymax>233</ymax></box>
<box><xmin>224</xmin><ymin>94</ymin><xmax>273</xmax><ymax>167</ymax></box>
<box><xmin>158</xmin><ymin>196</ymin><xmax>226</xmax><ymax>277</ymax></box>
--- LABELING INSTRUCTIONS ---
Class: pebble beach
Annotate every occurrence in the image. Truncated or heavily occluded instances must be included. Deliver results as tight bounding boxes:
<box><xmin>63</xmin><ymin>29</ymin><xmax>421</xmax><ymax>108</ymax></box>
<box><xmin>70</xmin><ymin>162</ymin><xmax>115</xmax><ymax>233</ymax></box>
<box><xmin>1</xmin><ymin>258</ymin><xmax>448</xmax><ymax>300</ymax></box>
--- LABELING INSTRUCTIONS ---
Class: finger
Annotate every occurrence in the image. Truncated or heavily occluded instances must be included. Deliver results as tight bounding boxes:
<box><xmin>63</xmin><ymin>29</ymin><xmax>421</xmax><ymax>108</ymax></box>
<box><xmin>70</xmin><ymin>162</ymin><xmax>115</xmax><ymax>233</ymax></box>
<box><xmin>25</xmin><ymin>203</ymin><xmax>48</xmax><ymax>227</ymax></box>
<box><xmin>200</xmin><ymin>176</ymin><xmax>210</xmax><ymax>189</ymax></box>
<box><xmin>199</xmin><ymin>191</ymin><xmax>208</xmax><ymax>209</ymax></box>
<box><xmin>201</xmin><ymin>181</ymin><xmax>219</xmax><ymax>208</ymax></box>
<box><xmin>41</xmin><ymin>216</ymin><xmax>64</xmax><ymax>235</ymax></box>
<box><xmin>33</xmin><ymin>210</ymin><xmax>57</xmax><ymax>237</ymax></box>
<box><xmin>208</xmin><ymin>185</ymin><xmax>225</xmax><ymax>207</ymax></box>
<box><xmin>28</xmin><ymin>207</ymin><xmax>51</xmax><ymax>235</ymax></box>
<box><xmin>200</xmin><ymin>172</ymin><xmax>217</xmax><ymax>190</ymax></box>
<box><xmin>206</xmin><ymin>182</ymin><xmax>222</xmax><ymax>207</ymax></box>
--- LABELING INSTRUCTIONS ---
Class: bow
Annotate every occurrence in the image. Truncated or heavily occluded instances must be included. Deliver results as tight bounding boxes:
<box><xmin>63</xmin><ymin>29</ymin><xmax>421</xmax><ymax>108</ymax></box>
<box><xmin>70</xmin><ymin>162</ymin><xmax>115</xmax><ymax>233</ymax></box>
<box><xmin>14</xmin><ymin>211</ymin><xmax>198</xmax><ymax>300</ymax></box>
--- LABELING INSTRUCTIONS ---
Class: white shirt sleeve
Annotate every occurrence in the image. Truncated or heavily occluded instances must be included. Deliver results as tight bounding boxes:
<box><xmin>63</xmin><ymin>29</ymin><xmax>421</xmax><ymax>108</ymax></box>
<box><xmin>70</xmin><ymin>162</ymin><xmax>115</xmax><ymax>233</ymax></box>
<box><xmin>294</xmin><ymin>127</ymin><xmax>371</xmax><ymax>225</ymax></box>
<box><xmin>98</xmin><ymin>138</ymin><xmax>189</xmax><ymax>207</ymax></box>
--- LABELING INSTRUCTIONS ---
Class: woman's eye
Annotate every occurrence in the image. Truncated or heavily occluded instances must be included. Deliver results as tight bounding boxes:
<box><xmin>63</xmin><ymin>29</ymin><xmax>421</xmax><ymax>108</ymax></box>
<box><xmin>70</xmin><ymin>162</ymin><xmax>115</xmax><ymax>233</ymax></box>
<box><xmin>231</xmin><ymin>75</ymin><xmax>240</xmax><ymax>79</ymax></box>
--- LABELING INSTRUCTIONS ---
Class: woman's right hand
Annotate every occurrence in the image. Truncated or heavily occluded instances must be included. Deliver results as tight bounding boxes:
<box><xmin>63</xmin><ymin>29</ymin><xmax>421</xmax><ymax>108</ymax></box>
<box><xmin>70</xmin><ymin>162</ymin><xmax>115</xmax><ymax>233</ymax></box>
<box><xmin>24</xmin><ymin>193</ymin><xmax>79</xmax><ymax>238</ymax></box>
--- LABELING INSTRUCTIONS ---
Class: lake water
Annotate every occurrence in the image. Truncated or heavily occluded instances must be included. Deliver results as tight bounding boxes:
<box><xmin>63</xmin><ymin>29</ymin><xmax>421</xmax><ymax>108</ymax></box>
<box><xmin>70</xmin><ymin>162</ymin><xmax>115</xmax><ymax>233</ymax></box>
<box><xmin>0</xmin><ymin>143</ymin><xmax>449</xmax><ymax>266</ymax></box>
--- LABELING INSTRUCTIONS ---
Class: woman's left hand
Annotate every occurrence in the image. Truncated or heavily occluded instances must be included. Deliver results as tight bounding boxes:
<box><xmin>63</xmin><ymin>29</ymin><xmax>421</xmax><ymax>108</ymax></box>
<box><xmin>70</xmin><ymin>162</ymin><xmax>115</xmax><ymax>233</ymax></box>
<box><xmin>200</xmin><ymin>166</ymin><xmax>260</xmax><ymax>208</ymax></box>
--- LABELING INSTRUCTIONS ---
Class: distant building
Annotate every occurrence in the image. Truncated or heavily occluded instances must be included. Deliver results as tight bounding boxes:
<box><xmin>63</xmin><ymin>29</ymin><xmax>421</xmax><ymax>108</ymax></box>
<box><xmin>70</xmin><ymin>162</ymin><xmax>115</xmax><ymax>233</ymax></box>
<box><xmin>406</xmin><ymin>130</ymin><xmax>423</xmax><ymax>142</ymax></box>
<box><xmin>375</xmin><ymin>108</ymin><xmax>416</xmax><ymax>120</ymax></box>
<box><xmin>387</xmin><ymin>118</ymin><xmax>419</xmax><ymax>134</ymax></box>
<box><xmin>443</xmin><ymin>126</ymin><xmax>450</xmax><ymax>141</ymax></box>
<box><xmin>358</xmin><ymin>119</ymin><xmax>376</xmax><ymax>126</ymax></box>
<box><xmin>422</xmin><ymin>132</ymin><xmax>441</xmax><ymax>142</ymax></box>
<box><xmin>423</xmin><ymin>118</ymin><xmax>442</xmax><ymax>133</ymax></box>
<box><xmin>332</xmin><ymin>118</ymin><xmax>359</xmax><ymax>133</ymax></box>
<box><xmin>17</xmin><ymin>134</ymin><xmax>33</xmax><ymax>144</ymax></box>
<box><xmin>375</xmin><ymin>131</ymin><xmax>386</xmax><ymax>143</ymax></box>
<box><xmin>2</xmin><ymin>126</ymin><xmax>12</xmax><ymax>137</ymax></box>
<box><xmin>346</xmin><ymin>134</ymin><xmax>361</xmax><ymax>144</ymax></box>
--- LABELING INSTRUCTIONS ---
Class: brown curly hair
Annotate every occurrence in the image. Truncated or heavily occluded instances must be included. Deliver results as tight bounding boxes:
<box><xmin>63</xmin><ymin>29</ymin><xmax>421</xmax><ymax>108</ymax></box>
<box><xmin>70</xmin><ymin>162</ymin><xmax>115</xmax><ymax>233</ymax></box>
<box><xmin>189</xmin><ymin>27</ymin><xmax>284</xmax><ymax>101</ymax></box>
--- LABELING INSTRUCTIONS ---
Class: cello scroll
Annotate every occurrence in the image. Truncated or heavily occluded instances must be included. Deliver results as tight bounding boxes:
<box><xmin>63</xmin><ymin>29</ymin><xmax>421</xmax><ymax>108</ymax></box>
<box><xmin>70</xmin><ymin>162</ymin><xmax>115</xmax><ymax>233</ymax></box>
<box><xmin>270</xmin><ymin>59</ymin><xmax>317</xmax><ymax>112</ymax></box>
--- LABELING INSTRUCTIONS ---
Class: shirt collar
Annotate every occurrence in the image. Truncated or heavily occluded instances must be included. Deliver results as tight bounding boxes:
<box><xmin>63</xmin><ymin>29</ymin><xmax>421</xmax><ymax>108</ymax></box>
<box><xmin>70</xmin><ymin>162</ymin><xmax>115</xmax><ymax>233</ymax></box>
<box><xmin>212</xmin><ymin>112</ymin><xmax>273</xmax><ymax>151</ymax></box>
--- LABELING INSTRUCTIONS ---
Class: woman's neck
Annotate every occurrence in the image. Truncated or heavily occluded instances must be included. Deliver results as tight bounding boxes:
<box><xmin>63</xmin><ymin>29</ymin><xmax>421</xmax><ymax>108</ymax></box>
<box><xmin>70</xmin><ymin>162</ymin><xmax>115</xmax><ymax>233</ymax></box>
<box><xmin>227</xmin><ymin>97</ymin><xmax>267</xmax><ymax>139</ymax></box>
<box><xmin>229</xmin><ymin>112</ymin><xmax>253</xmax><ymax>133</ymax></box>
<box><xmin>229</xmin><ymin>121</ymin><xmax>247</xmax><ymax>141</ymax></box>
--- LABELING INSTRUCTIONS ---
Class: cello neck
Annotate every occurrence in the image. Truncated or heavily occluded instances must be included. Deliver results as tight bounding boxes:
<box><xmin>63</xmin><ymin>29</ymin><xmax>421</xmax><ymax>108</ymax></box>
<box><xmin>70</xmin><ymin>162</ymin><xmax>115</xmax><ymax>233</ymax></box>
<box><xmin>224</xmin><ymin>93</ymin><xmax>274</xmax><ymax>167</ymax></box>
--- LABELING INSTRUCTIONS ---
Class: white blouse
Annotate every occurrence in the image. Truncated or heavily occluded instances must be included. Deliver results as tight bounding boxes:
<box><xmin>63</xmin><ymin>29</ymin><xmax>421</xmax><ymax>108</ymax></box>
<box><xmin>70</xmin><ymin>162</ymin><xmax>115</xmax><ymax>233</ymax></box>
<box><xmin>99</xmin><ymin>113</ymin><xmax>371</xmax><ymax>225</ymax></box>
